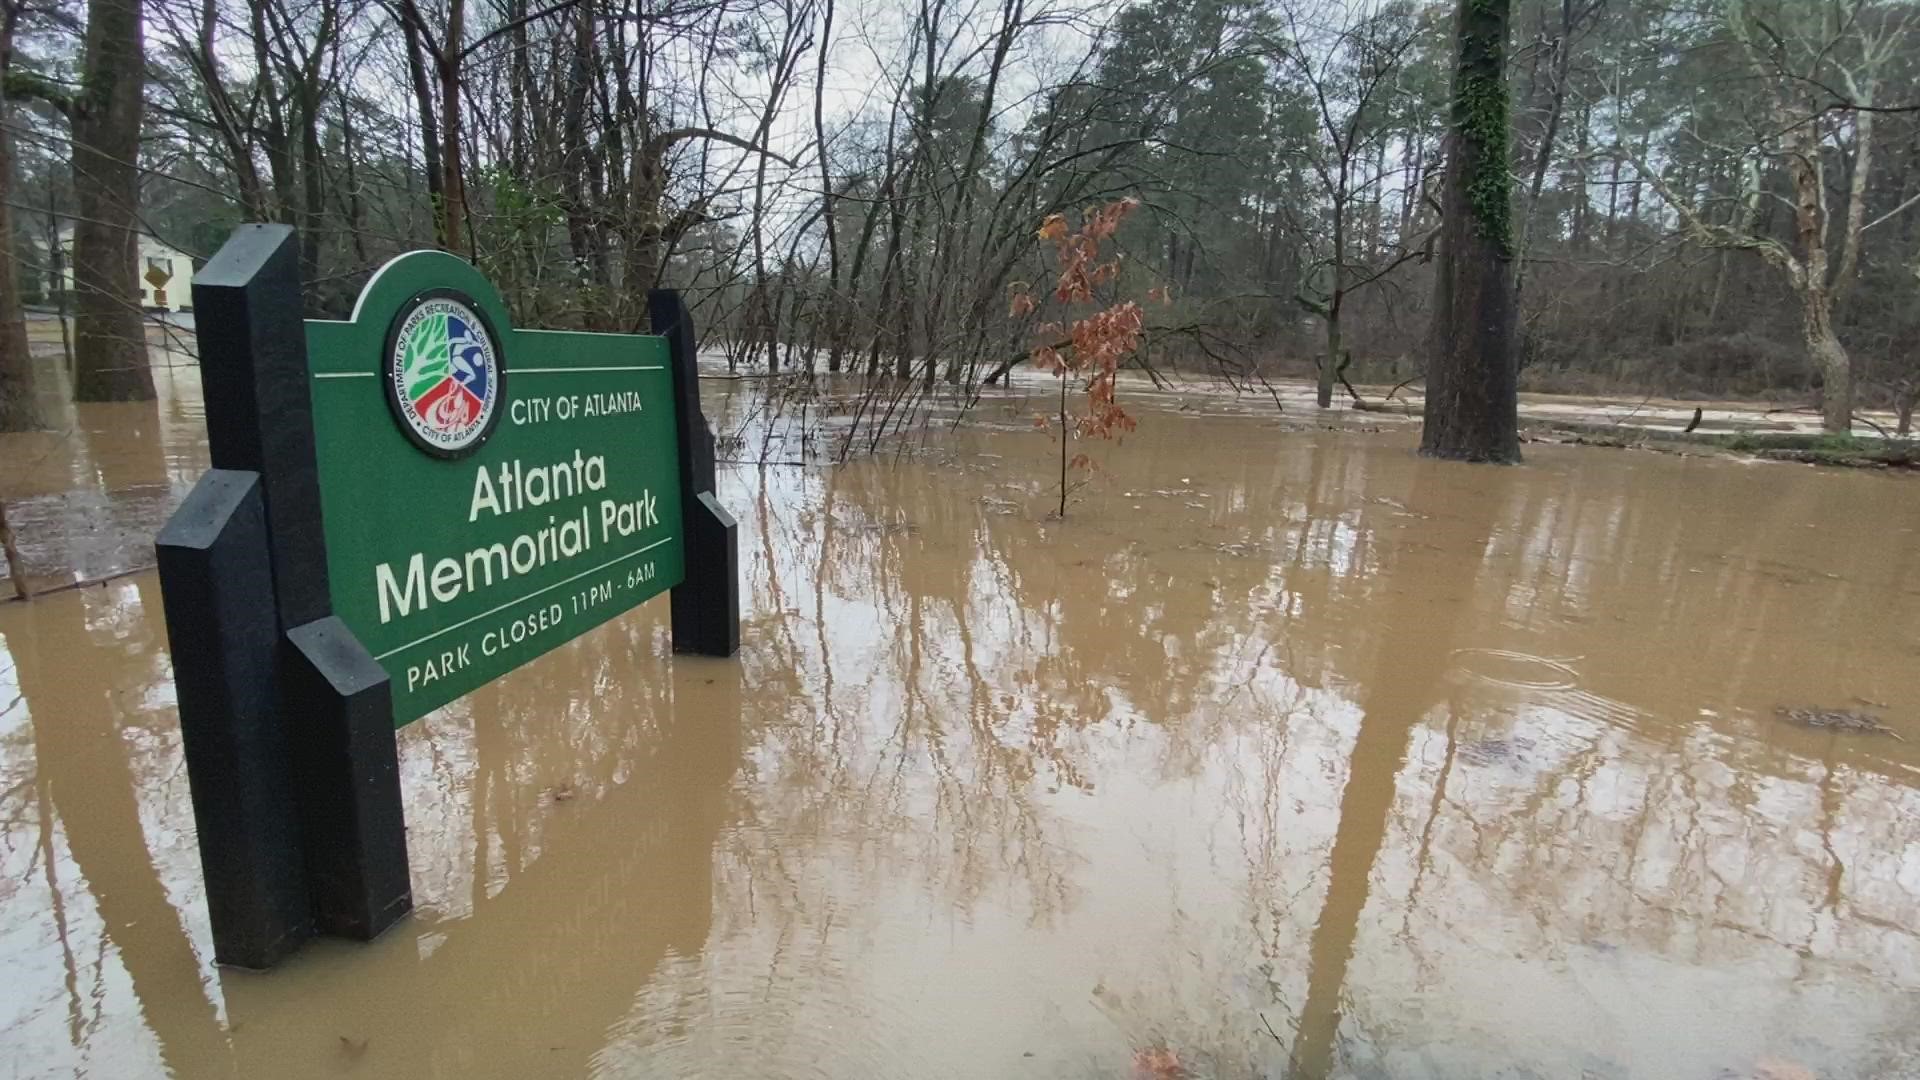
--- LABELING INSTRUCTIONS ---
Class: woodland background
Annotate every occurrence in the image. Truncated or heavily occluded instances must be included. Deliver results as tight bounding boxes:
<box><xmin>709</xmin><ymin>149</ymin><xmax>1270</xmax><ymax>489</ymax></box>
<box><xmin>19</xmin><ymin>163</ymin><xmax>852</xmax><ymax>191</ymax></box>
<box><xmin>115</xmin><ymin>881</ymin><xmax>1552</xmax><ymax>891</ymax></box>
<box><xmin>0</xmin><ymin>0</ymin><xmax>1916</xmax><ymax>428</ymax></box>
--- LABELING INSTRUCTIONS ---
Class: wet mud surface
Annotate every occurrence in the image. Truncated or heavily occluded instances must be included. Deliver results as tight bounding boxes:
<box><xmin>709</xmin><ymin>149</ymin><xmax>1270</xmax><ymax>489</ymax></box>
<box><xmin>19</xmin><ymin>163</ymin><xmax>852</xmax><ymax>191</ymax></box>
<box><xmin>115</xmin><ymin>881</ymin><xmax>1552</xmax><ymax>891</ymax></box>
<box><xmin>4</xmin><ymin>365</ymin><xmax>1920</xmax><ymax>1078</ymax></box>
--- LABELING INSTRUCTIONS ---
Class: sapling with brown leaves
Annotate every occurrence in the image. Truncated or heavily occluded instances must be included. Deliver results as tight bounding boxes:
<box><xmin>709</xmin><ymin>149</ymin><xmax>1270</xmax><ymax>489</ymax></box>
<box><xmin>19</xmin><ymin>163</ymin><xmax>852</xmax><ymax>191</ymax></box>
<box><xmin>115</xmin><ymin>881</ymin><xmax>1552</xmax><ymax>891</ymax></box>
<box><xmin>1011</xmin><ymin>198</ymin><xmax>1159</xmax><ymax>517</ymax></box>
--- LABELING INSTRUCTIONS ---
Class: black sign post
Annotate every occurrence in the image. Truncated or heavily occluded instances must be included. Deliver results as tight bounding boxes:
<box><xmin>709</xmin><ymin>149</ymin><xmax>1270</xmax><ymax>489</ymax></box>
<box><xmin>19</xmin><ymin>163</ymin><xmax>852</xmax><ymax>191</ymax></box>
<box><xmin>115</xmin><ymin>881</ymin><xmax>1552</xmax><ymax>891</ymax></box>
<box><xmin>650</xmin><ymin>288</ymin><xmax>740</xmax><ymax>657</ymax></box>
<box><xmin>156</xmin><ymin>225</ymin><xmax>739</xmax><ymax>969</ymax></box>
<box><xmin>158</xmin><ymin>226</ymin><xmax>412</xmax><ymax>968</ymax></box>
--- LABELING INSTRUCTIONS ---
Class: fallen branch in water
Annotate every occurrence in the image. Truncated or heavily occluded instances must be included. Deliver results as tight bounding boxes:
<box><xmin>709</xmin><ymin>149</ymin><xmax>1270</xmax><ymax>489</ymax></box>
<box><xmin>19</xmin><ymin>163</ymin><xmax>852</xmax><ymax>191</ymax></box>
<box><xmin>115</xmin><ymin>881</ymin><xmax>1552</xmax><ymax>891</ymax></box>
<box><xmin>1612</xmin><ymin>389</ymin><xmax>1659</xmax><ymax>426</ymax></box>
<box><xmin>1327</xmin><ymin>351</ymin><xmax>1408</xmax><ymax>414</ymax></box>
<box><xmin>1528</xmin><ymin>419</ymin><xmax>1920</xmax><ymax>468</ymax></box>
<box><xmin>1</xmin><ymin>562</ymin><xmax>152</xmax><ymax>603</ymax></box>
<box><xmin>1750</xmin><ymin>446</ymin><xmax>1917</xmax><ymax>469</ymax></box>
<box><xmin>1853</xmin><ymin>412</ymin><xmax>1893</xmax><ymax>438</ymax></box>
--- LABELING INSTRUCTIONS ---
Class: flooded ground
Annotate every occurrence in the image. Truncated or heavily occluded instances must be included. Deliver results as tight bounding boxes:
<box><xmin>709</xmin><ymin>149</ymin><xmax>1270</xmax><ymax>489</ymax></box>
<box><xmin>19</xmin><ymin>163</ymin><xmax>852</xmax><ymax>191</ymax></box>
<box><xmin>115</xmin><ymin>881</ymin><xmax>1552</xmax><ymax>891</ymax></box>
<box><xmin>5</xmin><ymin>360</ymin><xmax>1920</xmax><ymax>1079</ymax></box>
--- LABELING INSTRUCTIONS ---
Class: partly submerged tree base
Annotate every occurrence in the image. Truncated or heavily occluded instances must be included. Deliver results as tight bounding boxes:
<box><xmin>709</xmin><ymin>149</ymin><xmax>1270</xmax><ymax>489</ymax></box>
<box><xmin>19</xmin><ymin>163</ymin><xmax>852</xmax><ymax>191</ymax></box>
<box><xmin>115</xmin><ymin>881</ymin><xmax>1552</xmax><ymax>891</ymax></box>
<box><xmin>72</xmin><ymin>369</ymin><xmax>159</xmax><ymax>403</ymax></box>
<box><xmin>1418</xmin><ymin>443</ymin><xmax>1521</xmax><ymax>465</ymax></box>
<box><xmin>0</xmin><ymin>389</ymin><xmax>43</xmax><ymax>433</ymax></box>
<box><xmin>1421</xmin><ymin>0</ymin><xmax>1521</xmax><ymax>466</ymax></box>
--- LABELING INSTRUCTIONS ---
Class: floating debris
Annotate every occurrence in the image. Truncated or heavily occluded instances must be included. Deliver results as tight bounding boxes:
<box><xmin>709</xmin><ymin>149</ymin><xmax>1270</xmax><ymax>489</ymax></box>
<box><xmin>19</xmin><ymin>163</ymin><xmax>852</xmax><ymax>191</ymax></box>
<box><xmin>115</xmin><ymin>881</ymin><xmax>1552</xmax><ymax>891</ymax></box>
<box><xmin>1457</xmin><ymin>735</ymin><xmax>1538</xmax><ymax>767</ymax></box>
<box><xmin>1773</xmin><ymin>706</ymin><xmax>1905</xmax><ymax>740</ymax></box>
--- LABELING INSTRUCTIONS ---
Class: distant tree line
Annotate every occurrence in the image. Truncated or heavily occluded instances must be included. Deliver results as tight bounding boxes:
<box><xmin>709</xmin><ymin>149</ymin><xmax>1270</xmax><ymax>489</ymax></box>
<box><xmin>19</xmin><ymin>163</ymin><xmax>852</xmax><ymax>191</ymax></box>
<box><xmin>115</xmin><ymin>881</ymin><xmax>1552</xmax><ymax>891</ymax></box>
<box><xmin>0</xmin><ymin>0</ymin><xmax>1914</xmax><ymax>437</ymax></box>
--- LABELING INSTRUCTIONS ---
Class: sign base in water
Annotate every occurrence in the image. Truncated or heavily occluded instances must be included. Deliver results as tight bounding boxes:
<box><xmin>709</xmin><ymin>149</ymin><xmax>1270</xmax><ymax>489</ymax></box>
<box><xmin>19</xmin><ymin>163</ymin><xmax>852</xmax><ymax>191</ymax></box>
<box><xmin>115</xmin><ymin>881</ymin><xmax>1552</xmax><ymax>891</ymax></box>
<box><xmin>154</xmin><ymin>224</ymin><xmax>739</xmax><ymax>970</ymax></box>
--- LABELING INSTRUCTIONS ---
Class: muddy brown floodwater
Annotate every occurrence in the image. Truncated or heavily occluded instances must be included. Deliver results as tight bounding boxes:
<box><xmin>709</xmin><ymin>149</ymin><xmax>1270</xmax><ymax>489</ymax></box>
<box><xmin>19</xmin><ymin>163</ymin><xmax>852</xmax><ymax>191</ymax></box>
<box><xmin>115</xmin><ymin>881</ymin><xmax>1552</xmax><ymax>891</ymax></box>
<box><xmin>5</xmin><ymin>363</ymin><xmax>1920</xmax><ymax>1080</ymax></box>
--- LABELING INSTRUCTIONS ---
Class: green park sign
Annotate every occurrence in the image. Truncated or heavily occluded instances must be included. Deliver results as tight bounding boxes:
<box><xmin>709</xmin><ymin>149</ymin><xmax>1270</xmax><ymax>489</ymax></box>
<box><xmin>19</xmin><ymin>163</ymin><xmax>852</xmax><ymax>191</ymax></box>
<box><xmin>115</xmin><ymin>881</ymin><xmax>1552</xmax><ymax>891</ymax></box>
<box><xmin>307</xmin><ymin>253</ymin><xmax>688</xmax><ymax>724</ymax></box>
<box><xmin>155</xmin><ymin>224</ymin><xmax>738</xmax><ymax>970</ymax></box>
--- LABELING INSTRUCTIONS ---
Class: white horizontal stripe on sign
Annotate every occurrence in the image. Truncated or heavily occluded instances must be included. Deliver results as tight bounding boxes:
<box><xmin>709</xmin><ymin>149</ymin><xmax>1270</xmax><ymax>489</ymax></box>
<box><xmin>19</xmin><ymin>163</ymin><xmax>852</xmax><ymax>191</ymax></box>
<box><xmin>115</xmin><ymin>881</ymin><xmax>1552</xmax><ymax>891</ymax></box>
<box><xmin>515</xmin><ymin>365</ymin><xmax>666</xmax><ymax>374</ymax></box>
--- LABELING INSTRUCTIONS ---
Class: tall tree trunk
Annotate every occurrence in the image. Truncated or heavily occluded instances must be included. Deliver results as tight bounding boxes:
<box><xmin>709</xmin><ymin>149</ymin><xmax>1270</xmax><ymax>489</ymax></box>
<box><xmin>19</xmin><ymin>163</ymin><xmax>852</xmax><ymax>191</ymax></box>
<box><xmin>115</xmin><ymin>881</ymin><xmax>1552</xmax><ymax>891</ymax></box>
<box><xmin>190</xmin><ymin>0</ymin><xmax>268</xmax><ymax>220</ymax></box>
<box><xmin>750</xmin><ymin>135</ymin><xmax>771</xmax><ymax>358</ymax></box>
<box><xmin>1626</xmin><ymin>133</ymin><xmax>1647</xmax><ymax>221</ymax></box>
<box><xmin>940</xmin><ymin>0</ymin><xmax>1018</xmax><ymax>388</ymax></box>
<box><xmin>1399</xmin><ymin>136</ymin><xmax>1421</xmax><ymax>242</ymax></box>
<box><xmin>1318</xmin><ymin>198</ymin><xmax>1345</xmax><ymax>409</ymax></box>
<box><xmin>558</xmin><ymin>2</ymin><xmax>603</xmax><ymax>305</ymax></box>
<box><xmin>1322</xmin><ymin>304</ymin><xmax>1342</xmax><ymax>407</ymax></box>
<box><xmin>1366</xmin><ymin>138</ymin><xmax>1387</xmax><ymax>258</ymax></box>
<box><xmin>814</xmin><ymin>0</ymin><xmax>842</xmax><ymax>373</ymax></box>
<box><xmin>248</xmin><ymin>1</ymin><xmax>294</xmax><ymax>224</ymax></box>
<box><xmin>0</xmin><ymin>11</ymin><xmax>41</xmax><ymax>431</ymax></box>
<box><xmin>435</xmin><ymin>0</ymin><xmax>469</xmax><ymax>258</ymax></box>
<box><xmin>1569</xmin><ymin>105</ymin><xmax>1589</xmax><ymax>252</ymax></box>
<box><xmin>399</xmin><ymin>10</ymin><xmax>445</xmax><ymax>247</ymax></box>
<box><xmin>1783</xmin><ymin>116</ymin><xmax>1850</xmax><ymax>433</ymax></box>
<box><xmin>1604</xmin><ymin>154</ymin><xmax>1621</xmax><ymax>243</ymax></box>
<box><xmin>1421</xmin><ymin>0</ymin><xmax>1519</xmax><ymax>463</ymax></box>
<box><xmin>874</xmin><ymin>172</ymin><xmax>910</xmax><ymax>380</ymax></box>
<box><xmin>69</xmin><ymin>0</ymin><xmax>151</xmax><ymax>402</ymax></box>
<box><xmin>1910</xmin><ymin>258</ymin><xmax>1920</xmax><ymax>436</ymax></box>
<box><xmin>507</xmin><ymin>0</ymin><xmax>528</xmax><ymax>171</ymax></box>
<box><xmin>297</xmin><ymin>87</ymin><xmax>325</xmax><ymax>286</ymax></box>
<box><xmin>1704</xmin><ymin>159</ymin><xmax>1757</xmax><ymax>333</ymax></box>
<box><xmin>1804</xmin><ymin>290</ymin><xmax>1850</xmax><ymax>433</ymax></box>
<box><xmin>623</xmin><ymin>148</ymin><xmax>665</xmax><ymax>307</ymax></box>
<box><xmin>1513</xmin><ymin>3</ymin><xmax>1572</xmax><ymax>298</ymax></box>
<box><xmin>47</xmin><ymin>198</ymin><xmax>72</xmax><ymax>381</ymax></box>
<box><xmin>339</xmin><ymin>100</ymin><xmax>371</xmax><ymax>269</ymax></box>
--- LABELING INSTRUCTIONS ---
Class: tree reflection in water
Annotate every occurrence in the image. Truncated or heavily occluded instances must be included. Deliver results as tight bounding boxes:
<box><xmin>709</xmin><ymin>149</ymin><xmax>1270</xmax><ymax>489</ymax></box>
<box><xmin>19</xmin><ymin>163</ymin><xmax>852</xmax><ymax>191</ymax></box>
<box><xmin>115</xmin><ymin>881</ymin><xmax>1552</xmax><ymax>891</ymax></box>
<box><xmin>3</xmin><ymin>397</ymin><xmax>1920</xmax><ymax>1078</ymax></box>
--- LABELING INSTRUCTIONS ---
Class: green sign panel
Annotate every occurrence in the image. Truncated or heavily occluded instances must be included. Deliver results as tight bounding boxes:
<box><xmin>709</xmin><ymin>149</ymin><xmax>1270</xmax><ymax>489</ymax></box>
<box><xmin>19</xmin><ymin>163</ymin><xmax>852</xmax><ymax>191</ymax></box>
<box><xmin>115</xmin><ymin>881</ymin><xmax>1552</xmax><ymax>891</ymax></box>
<box><xmin>306</xmin><ymin>253</ymin><xmax>685</xmax><ymax>725</ymax></box>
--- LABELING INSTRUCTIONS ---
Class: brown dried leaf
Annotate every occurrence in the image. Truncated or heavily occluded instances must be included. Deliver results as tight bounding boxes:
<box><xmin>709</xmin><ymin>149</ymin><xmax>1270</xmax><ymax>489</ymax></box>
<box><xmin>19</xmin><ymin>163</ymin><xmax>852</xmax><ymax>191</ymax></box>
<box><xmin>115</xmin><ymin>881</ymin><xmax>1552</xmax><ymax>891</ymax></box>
<box><xmin>1131</xmin><ymin>1046</ymin><xmax>1184</xmax><ymax>1079</ymax></box>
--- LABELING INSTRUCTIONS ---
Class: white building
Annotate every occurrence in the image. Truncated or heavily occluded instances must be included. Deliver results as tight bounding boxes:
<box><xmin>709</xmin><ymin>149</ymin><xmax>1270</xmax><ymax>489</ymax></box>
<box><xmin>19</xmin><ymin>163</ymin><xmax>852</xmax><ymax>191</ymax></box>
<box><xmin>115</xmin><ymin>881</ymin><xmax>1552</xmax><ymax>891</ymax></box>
<box><xmin>55</xmin><ymin>228</ymin><xmax>197</xmax><ymax>313</ymax></box>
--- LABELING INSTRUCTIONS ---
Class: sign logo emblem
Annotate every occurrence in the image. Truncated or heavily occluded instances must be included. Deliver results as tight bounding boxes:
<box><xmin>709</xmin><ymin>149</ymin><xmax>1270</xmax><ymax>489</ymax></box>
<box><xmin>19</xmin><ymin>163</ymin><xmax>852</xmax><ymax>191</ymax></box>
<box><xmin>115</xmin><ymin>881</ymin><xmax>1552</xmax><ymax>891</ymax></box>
<box><xmin>383</xmin><ymin>290</ymin><xmax>504</xmax><ymax>457</ymax></box>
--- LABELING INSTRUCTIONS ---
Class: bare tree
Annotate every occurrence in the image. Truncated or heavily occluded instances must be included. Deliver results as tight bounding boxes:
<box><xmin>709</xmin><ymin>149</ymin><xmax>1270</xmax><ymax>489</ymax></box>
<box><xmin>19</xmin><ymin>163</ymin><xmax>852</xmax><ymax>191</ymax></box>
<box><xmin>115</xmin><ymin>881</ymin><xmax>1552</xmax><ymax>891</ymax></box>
<box><xmin>1271</xmin><ymin>0</ymin><xmax>1434</xmax><ymax>408</ymax></box>
<box><xmin>1625</xmin><ymin>1</ymin><xmax>1918</xmax><ymax>433</ymax></box>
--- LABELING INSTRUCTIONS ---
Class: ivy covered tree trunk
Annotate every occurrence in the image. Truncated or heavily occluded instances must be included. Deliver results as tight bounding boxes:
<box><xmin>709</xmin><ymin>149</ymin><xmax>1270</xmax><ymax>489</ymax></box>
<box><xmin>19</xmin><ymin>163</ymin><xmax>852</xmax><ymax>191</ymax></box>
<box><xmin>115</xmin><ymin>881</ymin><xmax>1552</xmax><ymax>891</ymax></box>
<box><xmin>69</xmin><ymin>0</ymin><xmax>151</xmax><ymax>402</ymax></box>
<box><xmin>1420</xmin><ymin>0</ymin><xmax>1519</xmax><ymax>464</ymax></box>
